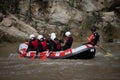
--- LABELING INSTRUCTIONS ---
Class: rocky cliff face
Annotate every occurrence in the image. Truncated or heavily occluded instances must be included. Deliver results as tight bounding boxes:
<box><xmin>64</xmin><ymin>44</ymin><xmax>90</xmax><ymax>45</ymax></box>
<box><xmin>0</xmin><ymin>0</ymin><xmax>120</xmax><ymax>42</ymax></box>
<box><xmin>0</xmin><ymin>14</ymin><xmax>38</xmax><ymax>42</ymax></box>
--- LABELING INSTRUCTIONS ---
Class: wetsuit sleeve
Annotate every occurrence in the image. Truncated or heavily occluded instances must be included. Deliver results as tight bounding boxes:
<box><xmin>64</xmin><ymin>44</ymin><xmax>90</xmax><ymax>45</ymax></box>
<box><xmin>26</xmin><ymin>40</ymin><xmax>33</xmax><ymax>52</ymax></box>
<box><xmin>48</xmin><ymin>41</ymin><xmax>54</xmax><ymax>51</ymax></box>
<box><xmin>65</xmin><ymin>37</ymin><xmax>73</xmax><ymax>48</ymax></box>
<box><xmin>37</xmin><ymin>41</ymin><xmax>43</xmax><ymax>52</ymax></box>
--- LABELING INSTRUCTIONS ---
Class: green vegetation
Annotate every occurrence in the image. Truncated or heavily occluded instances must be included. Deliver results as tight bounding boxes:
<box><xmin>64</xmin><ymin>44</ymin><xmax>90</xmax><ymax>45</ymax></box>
<box><xmin>102</xmin><ymin>22</ymin><xmax>115</xmax><ymax>42</ymax></box>
<box><xmin>25</xmin><ymin>0</ymin><xmax>32</xmax><ymax>23</ymax></box>
<box><xmin>0</xmin><ymin>0</ymin><xmax>19</xmax><ymax>14</ymax></box>
<box><xmin>68</xmin><ymin>0</ymin><xmax>82</xmax><ymax>10</ymax></box>
<box><xmin>69</xmin><ymin>0</ymin><xmax>75</xmax><ymax>7</ymax></box>
<box><xmin>81</xmin><ymin>11</ymin><xmax>102</xmax><ymax>30</ymax></box>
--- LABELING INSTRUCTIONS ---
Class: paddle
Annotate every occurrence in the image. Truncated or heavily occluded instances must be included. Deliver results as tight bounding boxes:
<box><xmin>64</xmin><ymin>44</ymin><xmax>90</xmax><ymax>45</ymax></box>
<box><xmin>40</xmin><ymin>50</ymin><xmax>52</xmax><ymax>61</ymax></box>
<box><xmin>31</xmin><ymin>52</ymin><xmax>36</xmax><ymax>60</ymax></box>
<box><xmin>41</xmin><ymin>52</ymin><xmax>47</xmax><ymax>61</ymax></box>
<box><xmin>96</xmin><ymin>45</ymin><xmax>113</xmax><ymax>57</ymax></box>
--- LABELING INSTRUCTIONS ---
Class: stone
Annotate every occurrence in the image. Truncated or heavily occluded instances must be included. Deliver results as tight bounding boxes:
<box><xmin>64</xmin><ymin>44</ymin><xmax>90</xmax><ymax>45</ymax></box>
<box><xmin>102</xmin><ymin>12</ymin><xmax>115</xmax><ymax>22</ymax></box>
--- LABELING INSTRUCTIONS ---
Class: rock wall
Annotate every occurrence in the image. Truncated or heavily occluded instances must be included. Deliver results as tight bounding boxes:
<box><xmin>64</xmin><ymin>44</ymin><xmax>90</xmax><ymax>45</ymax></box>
<box><xmin>0</xmin><ymin>0</ymin><xmax>120</xmax><ymax>42</ymax></box>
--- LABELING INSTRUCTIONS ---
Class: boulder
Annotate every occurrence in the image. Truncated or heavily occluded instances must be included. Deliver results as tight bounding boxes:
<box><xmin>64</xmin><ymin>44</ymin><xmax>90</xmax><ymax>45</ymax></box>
<box><xmin>0</xmin><ymin>14</ymin><xmax>38</xmax><ymax>42</ymax></box>
<box><xmin>102</xmin><ymin>12</ymin><xmax>115</xmax><ymax>22</ymax></box>
<box><xmin>49</xmin><ymin>1</ymin><xmax>83</xmax><ymax>25</ymax></box>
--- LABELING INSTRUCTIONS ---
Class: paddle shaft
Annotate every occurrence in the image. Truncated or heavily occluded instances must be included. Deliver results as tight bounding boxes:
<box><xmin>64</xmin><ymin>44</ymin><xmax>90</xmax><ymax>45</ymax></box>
<box><xmin>96</xmin><ymin>45</ymin><xmax>112</xmax><ymax>56</ymax></box>
<box><xmin>98</xmin><ymin>46</ymin><xmax>107</xmax><ymax>53</ymax></box>
<box><xmin>47</xmin><ymin>50</ymin><xmax>53</xmax><ymax>57</ymax></box>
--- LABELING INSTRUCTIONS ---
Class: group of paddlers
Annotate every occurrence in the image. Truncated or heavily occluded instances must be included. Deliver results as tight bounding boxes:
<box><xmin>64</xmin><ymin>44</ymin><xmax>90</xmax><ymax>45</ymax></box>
<box><xmin>26</xmin><ymin>31</ymin><xmax>73</xmax><ymax>55</ymax></box>
<box><xmin>26</xmin><ymin>26</ymin><xmax>100</xmax><ymax>55</ymax></box>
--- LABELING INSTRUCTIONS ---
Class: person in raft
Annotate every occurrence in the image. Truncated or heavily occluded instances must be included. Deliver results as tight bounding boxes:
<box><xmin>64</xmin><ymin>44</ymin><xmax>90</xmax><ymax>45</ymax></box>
<box><xmin>36</xmin><ymin>35</ymin><xmax>47</xmax><ymax>55</ymax></box>
<box><xmin>26</xmin><ymin>34</ymin><xmax>38</xmax><ymax>52</ymax></box>
<box><xmin>48</xmin><ymin>33</ymin><xmax>61</xmax><ymax>51</ymax></box>
<box><xmin>87</xmin><ymin>26</ymin><xmax>100</xmax><ymax>46</ymax></box>
<box><xmin>61</xmin><ymin>31</ymin><xmax>73</xmax><ymax>50</ymax></box>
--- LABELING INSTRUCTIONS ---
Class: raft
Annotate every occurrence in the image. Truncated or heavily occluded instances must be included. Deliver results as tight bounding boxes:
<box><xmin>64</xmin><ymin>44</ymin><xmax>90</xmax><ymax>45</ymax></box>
<box><xmin>18</xmin><ymin>42</ymin><xmax>96</xmax><ymax>59</ymax></box>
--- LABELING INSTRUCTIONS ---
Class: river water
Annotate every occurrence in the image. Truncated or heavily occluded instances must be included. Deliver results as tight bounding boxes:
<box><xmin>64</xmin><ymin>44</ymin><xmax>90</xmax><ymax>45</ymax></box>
<box><xmin>0</xmin><ymin>42</ymin><xmax>120</xmax><ymax>80</ymax></box>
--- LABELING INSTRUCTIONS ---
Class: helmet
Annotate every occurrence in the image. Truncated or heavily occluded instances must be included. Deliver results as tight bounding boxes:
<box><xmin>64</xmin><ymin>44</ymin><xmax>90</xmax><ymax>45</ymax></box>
<box><xmin>50</xmin><ymin>35</ymin><xmax>56</xmax><ymax>40</ymax></box>
<box><xmin>65</xmin><ymin>31</ymin><xmax>71</xmax><ymax>36</ymax></box>
<box><xmin>29</xmin><ymin>34</ymin><xmax>35</xmax><ymax>39</ymax></box>
<box><xmin>51</xmin><ymin>33</ymin><xmax>56</xmax><ymax>36</ymax></box>
<box><xmin>37</xmin><ymin>35</ymin><xmax>43</xmax><ymax>40</ymax></box>
<box><xmin>91</xmin><ymin>26</ymin><xmax>96</xmax><ymax>32</ymax></box>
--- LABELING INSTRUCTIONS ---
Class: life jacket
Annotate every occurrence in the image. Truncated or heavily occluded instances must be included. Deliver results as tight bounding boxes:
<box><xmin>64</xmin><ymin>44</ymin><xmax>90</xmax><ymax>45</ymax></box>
<box><xmin>27</xmin><ymin>39</ymin><xmax>38</xmax><ymax>52</ymax></box>
<box><xmin>41</xmin><ymin>39</ymin><xmax>47</xmax><ymax>50</ymax></box>
<box><xmin>92</xmin><ymin>32</ymin><xmax>100</xmax><ymax>45</ymax></box>
<box><xmin>53</xmin><ymin>39</ymin><xmax>61</xmax><ymax>51</ymax></box>
<box><xmin>56</xmin><ymin>42</ymin><xmax>61</xmax><ymax>51</ymax></box>
<box><xmin>32</xmin><ymin>39</ymin><xmax>38</xmax><ymax>50</ymax></box>
<box><xmin>66</xmin><ymin>37</ymin><xmax>69</xmax><ymax>42</ymax></box>
<box><xmin>88</xmin><ymin>32</ymin><xmax>100</xmax><ymax>46</ymax></box>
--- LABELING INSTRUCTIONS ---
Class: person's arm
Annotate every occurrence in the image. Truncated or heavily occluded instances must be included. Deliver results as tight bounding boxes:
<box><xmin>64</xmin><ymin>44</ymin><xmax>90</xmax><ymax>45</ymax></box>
<box><xmin>87</xmin><ymin>34</ymin><xmax>94</xmax><ymax>42</ymax></box>
<box><xmin>26</xmin><ymin>41</ymin><xmax>32</xmax><ymax>52</ymax></box>
<box><xmin>65</xmin><ymin>37</ymin><xmax>73</xmax><ymax>48</ymax></box>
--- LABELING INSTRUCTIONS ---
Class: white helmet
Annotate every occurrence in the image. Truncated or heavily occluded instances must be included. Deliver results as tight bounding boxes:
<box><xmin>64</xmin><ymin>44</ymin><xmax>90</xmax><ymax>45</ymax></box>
<box><xmin>65</xmin><ymin>31</ymin><xmax>71</xmax><ymax>36</ymax></box>
<box><xmin>50</xmin><ymin>35</ymin><xmax>56</xmax><ymax>40</ymax></box>
<box><xmin>29</xmin><ymin>34</ymin><xmax>35</xmax><ymax>39</ymax></box>
<box><xmin>50</xmin><ymin>33</ymin><xmax>56</xmax><ymax>36</ymax></box>
<box><xmin>37</xmin><ymin>35</ymin><xmax>43</xmax><ymax>40</ymax></box>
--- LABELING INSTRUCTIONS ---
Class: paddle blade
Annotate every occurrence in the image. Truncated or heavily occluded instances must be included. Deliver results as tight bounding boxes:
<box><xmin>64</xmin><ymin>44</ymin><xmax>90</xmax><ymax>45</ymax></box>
<box><xmin>41</xmin><ymin>52</ymin><xmax>47</xmax><ymax>61</ymax></box>
<box><xmin>31</xmin><ymin>55</ymin><xmax>35</xmax><ymax>60</ymax></box>
<box><xmin>41</xmin><ymin>55</ymin><xmax>47</xmax><ymax>61</ymax></box>
<box><xmin>105</xmin><ymin>52</ymin><xmax>113</xmax><ymax>57</ymax></box>
<box><xmin>18</xmin><ymin>54</ymin><xmax>23</xmax><ymax>58</ymax></box>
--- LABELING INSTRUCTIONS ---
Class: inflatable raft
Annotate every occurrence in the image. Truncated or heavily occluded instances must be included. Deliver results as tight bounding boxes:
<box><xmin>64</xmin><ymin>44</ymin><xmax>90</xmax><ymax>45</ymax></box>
<box><xmin>18</xmin><ymin>42</ymin><xmax>96</xmax><ymax>59</ymax></box>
